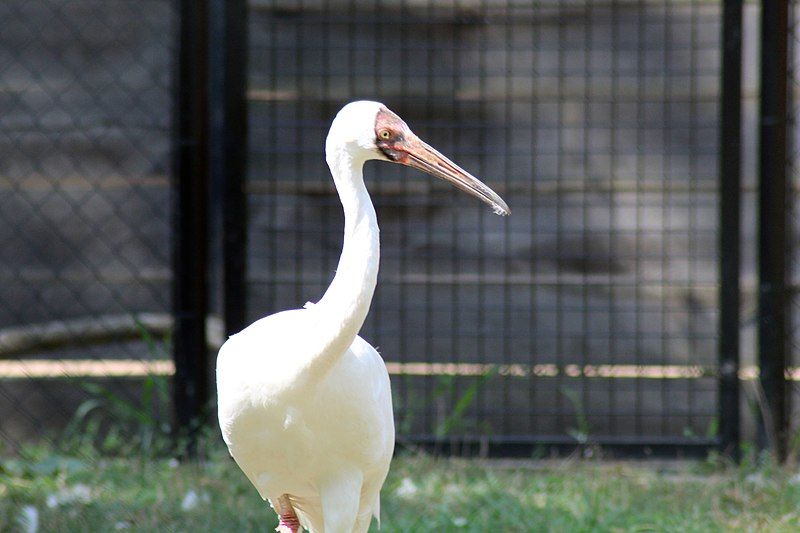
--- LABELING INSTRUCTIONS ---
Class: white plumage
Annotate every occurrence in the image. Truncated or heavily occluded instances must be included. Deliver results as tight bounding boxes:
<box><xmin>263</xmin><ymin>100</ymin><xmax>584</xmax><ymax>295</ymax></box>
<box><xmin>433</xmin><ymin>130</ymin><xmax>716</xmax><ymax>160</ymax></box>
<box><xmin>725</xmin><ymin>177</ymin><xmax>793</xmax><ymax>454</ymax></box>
<box><xmin>217</xmin><ymin>101</ymin><xmax>508</xmax><ymax>533</ymax></box>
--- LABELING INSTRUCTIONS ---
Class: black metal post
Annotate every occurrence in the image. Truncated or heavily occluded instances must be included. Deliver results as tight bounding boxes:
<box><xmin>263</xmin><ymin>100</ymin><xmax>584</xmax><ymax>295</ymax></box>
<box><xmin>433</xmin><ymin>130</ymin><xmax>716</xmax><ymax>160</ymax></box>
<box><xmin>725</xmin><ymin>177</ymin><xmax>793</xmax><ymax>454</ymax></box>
<box><xmin>172</xmin><ymin>0</ymin><xmax>210</xmax><ymax>448</ymax></box>
<box><xmin>719</xmin><ymin>0</ymin><xmax>743</xmax><ymax>461</ymax></box>
<box><xmin>757</xmin><ymin>0</ymin><xmax>789</xmax><ymax>460</ymax></box>
<box><xmin>210</xmin><ymin>0</ymin><xmax>249</xmax><ymax>338</ymax></box>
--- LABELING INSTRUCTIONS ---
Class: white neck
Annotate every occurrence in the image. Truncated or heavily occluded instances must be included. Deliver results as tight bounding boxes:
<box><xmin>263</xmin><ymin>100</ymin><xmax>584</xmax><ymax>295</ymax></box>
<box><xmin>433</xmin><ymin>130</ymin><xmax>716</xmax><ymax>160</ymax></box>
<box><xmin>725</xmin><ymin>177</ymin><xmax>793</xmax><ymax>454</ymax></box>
<box><xmin>304</xmin><ymin>144</ymin><xmax>379</xmax><ymax>379</ymax></box>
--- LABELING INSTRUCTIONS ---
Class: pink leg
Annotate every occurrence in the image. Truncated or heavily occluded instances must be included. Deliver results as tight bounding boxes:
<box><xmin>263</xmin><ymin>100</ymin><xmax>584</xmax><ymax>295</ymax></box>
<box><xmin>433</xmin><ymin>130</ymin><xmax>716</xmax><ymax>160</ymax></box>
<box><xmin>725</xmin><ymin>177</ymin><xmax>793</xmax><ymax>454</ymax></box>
<box><xmin>275</xmin><ymin>495</ymin><xmax>301</xmax><ymax>533</ymax></box>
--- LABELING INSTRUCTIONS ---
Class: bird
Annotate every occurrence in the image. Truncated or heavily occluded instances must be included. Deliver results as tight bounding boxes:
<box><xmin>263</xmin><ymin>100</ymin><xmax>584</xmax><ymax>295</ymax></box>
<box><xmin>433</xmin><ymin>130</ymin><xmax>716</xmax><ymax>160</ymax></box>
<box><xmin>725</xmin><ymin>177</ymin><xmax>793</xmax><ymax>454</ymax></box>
<box><xmin>216</xmin><ymin>101</ymin><xmax>509</xmax><ymax>533</ymax></box>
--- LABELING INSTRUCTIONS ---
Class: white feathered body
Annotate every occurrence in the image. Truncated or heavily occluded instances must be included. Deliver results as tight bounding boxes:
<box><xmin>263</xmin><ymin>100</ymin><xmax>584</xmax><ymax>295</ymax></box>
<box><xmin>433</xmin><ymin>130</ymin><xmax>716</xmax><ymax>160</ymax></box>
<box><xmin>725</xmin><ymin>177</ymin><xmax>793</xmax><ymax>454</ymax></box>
<box><xmin>217</xmin><ymin>306</ymin><xmax>394</xmax><ymax>532</ymax></box>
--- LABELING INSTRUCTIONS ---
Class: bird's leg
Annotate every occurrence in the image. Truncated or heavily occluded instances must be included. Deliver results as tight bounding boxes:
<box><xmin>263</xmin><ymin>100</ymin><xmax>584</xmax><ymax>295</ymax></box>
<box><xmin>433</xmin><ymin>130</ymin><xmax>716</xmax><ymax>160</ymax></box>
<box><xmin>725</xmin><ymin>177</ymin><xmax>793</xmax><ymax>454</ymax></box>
<box><xmin>275</xmin><ymin>494</ymin><xmax>301</xmax><ymax>533</ymax></box>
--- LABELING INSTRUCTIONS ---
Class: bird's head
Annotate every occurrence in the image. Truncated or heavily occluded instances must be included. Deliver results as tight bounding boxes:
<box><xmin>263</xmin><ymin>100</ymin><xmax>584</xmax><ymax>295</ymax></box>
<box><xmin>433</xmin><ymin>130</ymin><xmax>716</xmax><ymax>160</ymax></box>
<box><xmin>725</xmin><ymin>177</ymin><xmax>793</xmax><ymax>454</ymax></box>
<box><xmin>327</xmin><ymin>100</ymin><xmax>510</xmax><ymax>216</ymax></box>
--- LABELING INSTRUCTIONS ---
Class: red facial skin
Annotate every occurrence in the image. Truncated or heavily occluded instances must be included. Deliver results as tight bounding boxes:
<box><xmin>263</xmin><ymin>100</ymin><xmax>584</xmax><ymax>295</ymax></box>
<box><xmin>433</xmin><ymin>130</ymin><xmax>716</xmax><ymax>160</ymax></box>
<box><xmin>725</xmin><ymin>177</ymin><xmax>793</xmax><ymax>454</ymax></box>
<box><xmin>372</xmin><ymin>105</ymin><xmax>511</xmax><ymax>216</ymax></box>
<box><xmin>374</xmin><ymin>106</ymin><xmax>414</xmax><ymax>163</ymax></box>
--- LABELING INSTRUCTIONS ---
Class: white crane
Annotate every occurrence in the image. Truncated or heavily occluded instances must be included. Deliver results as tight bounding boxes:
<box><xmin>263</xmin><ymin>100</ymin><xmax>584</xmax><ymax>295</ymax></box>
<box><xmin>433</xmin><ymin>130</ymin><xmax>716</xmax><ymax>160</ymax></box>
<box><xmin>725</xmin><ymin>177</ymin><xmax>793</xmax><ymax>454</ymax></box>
<box><xmin>216</xmin><ymin>101</ymin><xmax>509</xmax><ymax>533</ymax></box>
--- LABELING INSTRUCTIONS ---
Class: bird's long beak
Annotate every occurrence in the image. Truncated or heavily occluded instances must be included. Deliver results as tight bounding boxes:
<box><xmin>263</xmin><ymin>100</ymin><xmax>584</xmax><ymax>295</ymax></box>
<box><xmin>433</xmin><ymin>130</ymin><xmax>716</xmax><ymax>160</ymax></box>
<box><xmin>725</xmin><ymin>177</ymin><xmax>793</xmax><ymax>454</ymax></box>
<box><xmin>394</xmin><ymin>135</ymin><xmax>511</xmax><ymax>216</ymax></box>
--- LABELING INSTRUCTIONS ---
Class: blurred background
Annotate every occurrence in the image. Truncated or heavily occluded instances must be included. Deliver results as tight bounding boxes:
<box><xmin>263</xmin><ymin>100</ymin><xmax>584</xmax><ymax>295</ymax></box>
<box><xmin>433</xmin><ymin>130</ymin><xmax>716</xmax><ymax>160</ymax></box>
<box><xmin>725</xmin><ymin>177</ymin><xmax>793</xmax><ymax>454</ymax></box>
<box><xmin>0</xmin><ymin>0</ymin><xmax>794</xmax><ymax>459</ymax></box>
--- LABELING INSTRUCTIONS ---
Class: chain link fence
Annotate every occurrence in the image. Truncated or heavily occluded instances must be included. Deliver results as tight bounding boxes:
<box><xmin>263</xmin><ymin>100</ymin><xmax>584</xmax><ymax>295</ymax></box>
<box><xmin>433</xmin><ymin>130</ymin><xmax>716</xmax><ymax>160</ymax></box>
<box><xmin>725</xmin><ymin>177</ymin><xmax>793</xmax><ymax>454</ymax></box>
<box><xmin>0</xmin><ymin>0</ymin><xmax>174</xmax><ymax>451</ymax></box>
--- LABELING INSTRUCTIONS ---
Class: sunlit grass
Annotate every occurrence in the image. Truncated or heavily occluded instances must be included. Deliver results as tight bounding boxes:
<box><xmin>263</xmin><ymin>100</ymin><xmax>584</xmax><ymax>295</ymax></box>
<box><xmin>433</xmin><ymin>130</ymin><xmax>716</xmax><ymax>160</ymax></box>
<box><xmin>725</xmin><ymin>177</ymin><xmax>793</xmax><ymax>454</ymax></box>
<box><xmin>3</xmin><ymin>443</ymin><xmax>800</xmax><ymax>532</ymax></box>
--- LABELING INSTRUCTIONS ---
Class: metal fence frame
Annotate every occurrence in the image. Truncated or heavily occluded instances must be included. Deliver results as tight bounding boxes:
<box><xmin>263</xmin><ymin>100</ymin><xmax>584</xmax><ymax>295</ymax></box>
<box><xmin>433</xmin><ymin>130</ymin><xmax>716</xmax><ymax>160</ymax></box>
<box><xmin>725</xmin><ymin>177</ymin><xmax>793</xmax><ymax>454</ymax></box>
<box><xmin>718</xmin><ymin>0</ymin><xmax>743</xmax><ymax>460</ymax></box>
<box><xmin>757</xmin><ymin>0</ymin><xmax>790</xmax><ymax>460</ymax></box>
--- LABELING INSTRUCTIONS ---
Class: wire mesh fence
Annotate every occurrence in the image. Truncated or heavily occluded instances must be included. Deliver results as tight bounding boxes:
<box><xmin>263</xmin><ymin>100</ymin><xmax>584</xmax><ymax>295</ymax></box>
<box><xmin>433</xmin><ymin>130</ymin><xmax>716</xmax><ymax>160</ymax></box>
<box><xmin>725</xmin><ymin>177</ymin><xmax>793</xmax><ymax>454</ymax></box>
<box><xmin>3</xmin><ymin>0</ymin><xmax>798</xmax><ymax>458</ymax></box>
<box><xmin>0</xmin><ymin>0</ymin><xmax>174</xmax><ymax>451</ymax></box>
<box><xmin>247</xmin><ymin>0</ymin><xmax>722</xmax><ymax>453</ymax></box>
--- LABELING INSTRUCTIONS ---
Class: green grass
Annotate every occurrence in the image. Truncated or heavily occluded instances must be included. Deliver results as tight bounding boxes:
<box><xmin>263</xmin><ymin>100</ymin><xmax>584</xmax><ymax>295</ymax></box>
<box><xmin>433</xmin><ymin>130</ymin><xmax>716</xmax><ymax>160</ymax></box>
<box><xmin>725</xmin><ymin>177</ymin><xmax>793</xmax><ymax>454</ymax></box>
<box><xmin>3</xmin><ymin>444</ymin><xmax>800</xmax><ymax>532</ymax></box>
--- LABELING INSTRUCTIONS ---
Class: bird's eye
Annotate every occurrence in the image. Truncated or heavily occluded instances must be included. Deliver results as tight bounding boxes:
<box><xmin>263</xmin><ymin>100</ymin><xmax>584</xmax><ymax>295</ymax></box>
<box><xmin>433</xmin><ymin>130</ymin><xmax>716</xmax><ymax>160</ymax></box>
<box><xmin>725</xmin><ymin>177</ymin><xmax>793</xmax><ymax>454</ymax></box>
<box><xmin>379</xmin><ymin>130</ymin><xmax>391</xmax><ymax>140</ymax></box>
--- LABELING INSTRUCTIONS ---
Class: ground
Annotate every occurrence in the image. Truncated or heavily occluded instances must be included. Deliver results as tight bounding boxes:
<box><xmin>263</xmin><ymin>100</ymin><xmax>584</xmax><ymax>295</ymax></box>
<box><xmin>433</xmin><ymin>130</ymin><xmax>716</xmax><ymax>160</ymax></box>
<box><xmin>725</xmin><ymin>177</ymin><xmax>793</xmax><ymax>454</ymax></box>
<box><xmin>2</xmin><ymin>445</ymin><xmax>800</xmax><ymax>532</ymax></box>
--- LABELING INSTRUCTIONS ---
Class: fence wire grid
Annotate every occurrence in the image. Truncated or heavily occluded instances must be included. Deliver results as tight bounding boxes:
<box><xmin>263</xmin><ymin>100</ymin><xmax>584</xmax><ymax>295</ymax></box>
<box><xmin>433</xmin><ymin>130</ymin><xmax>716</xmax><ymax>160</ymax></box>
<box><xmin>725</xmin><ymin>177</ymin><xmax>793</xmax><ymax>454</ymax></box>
<box><xmin>1</xmin><ymin>0</ymin><xmax>792</xmax><ymax>457</ymax></box>
<box><xmin>248</xmin><ymin>0</ymin><xmax>721</xmax><ymax>453</ymax></box>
